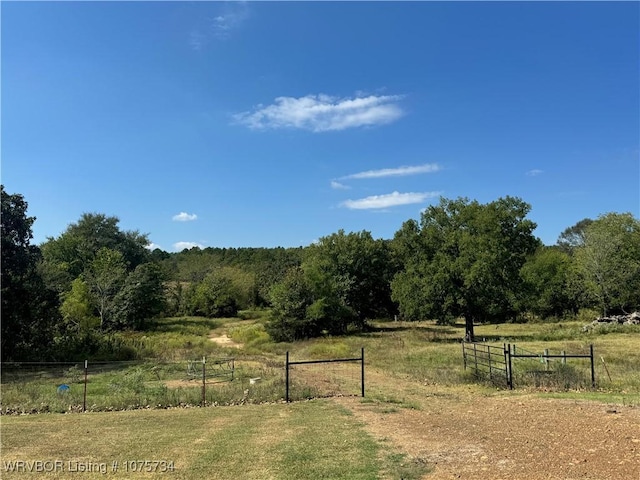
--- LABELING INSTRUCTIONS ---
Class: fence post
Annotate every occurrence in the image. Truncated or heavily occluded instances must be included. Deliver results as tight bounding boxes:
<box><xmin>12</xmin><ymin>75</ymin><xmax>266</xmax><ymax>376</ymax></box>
<box><xmin>202</xmin><ymin>356</ymin><xmax>206</xmax><ymax>406</ymax></box>
<box><xmin>507</xmin><ymin>344</ymin><xmax>513</xmax><ymax>390</ymax></box>
<box><xmin>544</xmin><ymin>349</ymin><xmax>549</xmax><ymax>371</ymax></box>
<box><xmin>285</xmin><ymin>351</ymin><xmax>290</xmax><ymax>403</ymax></box>
<box><xmin>487</xmin><ymin>345</ymin><xmax>492</xmax><ymax>380</ymax></box>
<box><xmin>361</xmin><ymin>347</ymin><xmax>365</xmax><ymax>398</ymax></box>
<box><xmin>590</xmin><ymin>345</ymin><xmax>595</xmax><ymax>389</ymax></box>
<box><xmin>562</xmin><ymin>351</ymin><xmax>566</xmax><ymax>365</ymax></box>
<box><xmin>83</xmin><ymin>360</ymin><xmax>88</xmax><ymax>412</ymax></box>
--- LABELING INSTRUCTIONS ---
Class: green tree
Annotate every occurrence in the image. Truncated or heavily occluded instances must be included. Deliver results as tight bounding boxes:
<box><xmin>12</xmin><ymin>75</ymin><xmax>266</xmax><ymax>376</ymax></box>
<box><xmin>574</xmin><ymin>212</ymin><xmax>640</xmax><ymax>315</ymax></box>
<box><xmin>520</xmin><ymin>247</ymin><xmax>574</xmax><ymax>318</ymax></box>
<box><xmin>1</xmin><ymin>186</ymin><xmax>60</xmax><ymax>360</ymax></box>
<box><xmin>84</xmin><ymin>248</ymin><xmax>127</xmax><ymax>329</ymax></box>
<box><xmin>557</xmin><ymin>218</ymin><xmax>594</xmax><ymax>254</ymax></box>
<box><xmin>265</xmin><ymin>267</ymin><xmax>317</xmax><ymax>341</ymax></box>
<box><xmin>41</xmin><ymin>213</ymin><xmax>149</xmax><ymax>293</ymax></box>
<box><xmin>112</xmin><ymin>263</ymin><xmax>167</xmax><ymax>330</ymax></box>
<box><xmin>60</xmin><ymin>277</ymin><xmax>99</xmax><ymax>332</ymax></box>
<box><xmin>188</xmin><ymin>270</ymin><xmax>239</xmax><ymax>318</ymax></box>
<box><xmin>303</xmin><ymin>230</ymin><xmax>396</xmax><ymax>326</ymax></box>
<box><xmin>391</xmin><ymin>196</ymin><xmax>539</xmax><ymax>341</ymax></box>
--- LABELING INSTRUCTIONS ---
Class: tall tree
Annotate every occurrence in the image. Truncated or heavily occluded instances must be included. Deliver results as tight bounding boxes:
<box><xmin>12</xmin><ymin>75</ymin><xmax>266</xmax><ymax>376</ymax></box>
<box><xmin>1</xmin><ymin>186</ymin><xmax>60</xmax><ymax>360</ymax></box>
<box><xmin>391</xmin><ymin>196</ymin><xmax>539</xmax><ymax>341</ymax></box>
<box><xmin>574</xmin><ymin>212</ymin><xmax>640</xmax><ymax>315</ymax></box>
<box><xmin>304</xmin><ymin>230</ymin><xmax>397</xmax><ymax>325</ymax></box>
<box><xmin>112</xmin><ymin>263</ymin><xmax>166</xmax><ymax>330</ymax></box>
<box><xmin>41</xmin><ymin>213</ymin><xmax>149</xmax><ymax>292</ymax></box>
<box><xmin>557</xmin><ymin>218</ymin><xmax>594</xmax><ymax>254</ymax></box>
<box><xmin>84</xmin><ymin>248</ymin><xmax>127</xmax><ymax>329</ymax></box>
<box><xmin>520</xmin><ymin>246</ymin><xmax>574</xmax><ymax>318</ymax></box>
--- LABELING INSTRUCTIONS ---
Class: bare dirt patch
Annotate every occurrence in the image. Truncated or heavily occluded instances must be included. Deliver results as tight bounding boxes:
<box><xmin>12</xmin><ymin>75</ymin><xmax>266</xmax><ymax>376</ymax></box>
<box><xmin>209</xmin><ymin>333</ymin><xmax>243</xmax><ymax>349</ymax></box>
<box><xmin>335</xmin><ymin>377</ymin><xmax>640</xmax><ymax>480</ymax></box>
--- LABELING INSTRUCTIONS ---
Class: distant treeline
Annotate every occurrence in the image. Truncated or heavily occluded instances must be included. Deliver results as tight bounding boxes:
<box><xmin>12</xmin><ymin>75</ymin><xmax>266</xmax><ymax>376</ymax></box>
<box><xmin>2</xmin><ymin>185</ymin><xmax>639</xmax><ymax>361</ymax></box>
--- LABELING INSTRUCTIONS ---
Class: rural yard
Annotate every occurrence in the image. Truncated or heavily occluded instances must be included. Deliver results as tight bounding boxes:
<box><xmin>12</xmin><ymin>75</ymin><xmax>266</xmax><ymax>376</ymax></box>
<box><xmin>337</xmin><ymin>372</ymin><xmax>640</xmax><ymax>480</ymax></box>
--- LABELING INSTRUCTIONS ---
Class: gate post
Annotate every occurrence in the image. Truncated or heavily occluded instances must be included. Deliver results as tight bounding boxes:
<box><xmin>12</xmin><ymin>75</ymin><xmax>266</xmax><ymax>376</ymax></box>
<box><xmin>361</xmin><ymin>347</ymin><xmax>365</xmax><ymax>398</ymax></box>
<box><xmin>285</xmin><ymin>351</ymin><xmax>290</xmax><ymax>403</ymax></box>
<box><xmin>590</xmin><ymin>345</ymin><xmax>595</xmax><ymax>389</ymax></box>
<box><xmin>507</xmin><ymin>344</ymin><xmax>513</xmax><ymax>390</ymax></box>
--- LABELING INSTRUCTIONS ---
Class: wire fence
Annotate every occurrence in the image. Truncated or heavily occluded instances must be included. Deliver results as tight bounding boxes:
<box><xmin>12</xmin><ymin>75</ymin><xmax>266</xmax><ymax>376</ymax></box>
<box><xmin>0</xmin><ymin>357</ymin><xmax>285</xmax><ymax>414</ymax></box>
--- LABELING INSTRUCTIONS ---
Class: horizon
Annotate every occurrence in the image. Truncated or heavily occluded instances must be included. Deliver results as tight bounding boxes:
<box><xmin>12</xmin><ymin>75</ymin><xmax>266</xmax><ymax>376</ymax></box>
<box><xmin>3</xmin><ymin>2</ymin><xmax>639</xmax><ymax>251</ymax></box>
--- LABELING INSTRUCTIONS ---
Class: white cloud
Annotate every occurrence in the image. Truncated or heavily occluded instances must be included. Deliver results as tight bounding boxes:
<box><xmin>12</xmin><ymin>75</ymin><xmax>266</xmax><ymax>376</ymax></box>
<box><xmin>173</xmin><ymin>241</ymin><xmax>205</xmax><ymax>251</ymax></box>
<box><xmin>212</xmin><ymin>3</ymin><xmax>249</xmax><ymax>39</ymax></box>
<box><xmin>341</xmin><ymin>191</ymin><xmax>441</xmax><ymax>210</ymax></box>
<box><xmin>526</xmin><ymin>169</ymin><xmax>544</xmax><ymax>176</ymax></box>
<box><xmin>189</xmin><ymin>3</ymin><xmax>249</xmax><ymax>50</ymax></box>
<box><xmin>342</xmin><ymin>163</ymin><xmax>441</xmax><ymax>180</ymax></box>
<box><xmin>330</xmin><ymin>180</ymin><xmax>350</xmax><ymax>190</ymax></box>
<box><xmin>234</xmin><ymin>93</ymin><xmax>404</xmax><ymax>132</ymax></box>
<box><xmin>146</xmin><ymin>242</ymin><xmax>162</xmax><ymax>251</ymax></box>
<box><xmin>172</xmin><ymin>212</ymin><xmax>198</xmax><ymax>222</ymax></box>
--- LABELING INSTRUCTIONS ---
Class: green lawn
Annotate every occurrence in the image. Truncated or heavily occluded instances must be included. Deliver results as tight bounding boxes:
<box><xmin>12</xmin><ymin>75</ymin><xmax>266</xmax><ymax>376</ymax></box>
<box><xmin>1</xmin><ymin>400</ymin><xmax>380</xmax><ymax>480</ymax></box>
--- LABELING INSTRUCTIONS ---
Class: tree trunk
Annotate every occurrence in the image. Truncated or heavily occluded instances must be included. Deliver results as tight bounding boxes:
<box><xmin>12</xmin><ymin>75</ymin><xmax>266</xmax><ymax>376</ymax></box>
<box><xmin>464</xmin><ymin>316</ymin><xmax>475</xmax><ymax>342</ymax></box>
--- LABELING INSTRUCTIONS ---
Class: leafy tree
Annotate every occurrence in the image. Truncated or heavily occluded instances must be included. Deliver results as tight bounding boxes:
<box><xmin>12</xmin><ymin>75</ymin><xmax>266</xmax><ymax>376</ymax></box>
<box><xmin>303</xmin><ymin>230</ymin><xmax>397</xmax><ymax>326</ymax></box>
<box><xmin>187</xmin><ymin>270</ymin><xmax>239</xmax><ymax>318</ymax></box>
<box><xmin>112</xmin><ymin>263</ymin><xmax>167</xmax><ymax>330</ymax></box>
<box><xmin>265</xmin><ymin>267</ymin><xmax>316</xmax><ymax>341</ymax></box>
<box><xmin>520</xmin><ymin>247</ymin><xmax>574</xmax><ymax>318</ymax></box>
<box><xmin>60</xmin><ymin>277</ymin><xmax>99</xmax><ymax>332</ymax></box>
<box><xmin>1</xmin><ymin>186</ymin><xmax>60</xmax><ymax>360</ymax></box>
<box><xmin>574</xmin><ymin>212</ymin><xmax>640</xmax><ymax>315</ymax></box>
<box><xmin>391</xmin><ymin>196</ymin><xmax>539</xmax><ymax>341</ymax></box>
<box><xmin>557</xmin><ymin>218</ymin><xmax>594</xmax><ymax>254</ymax></box>
<box><xmin>84</xmin><ymin>248</ymin><xmax>127</xmax><ymax>329</ymax></box>
<box><xmin>41</xmin><ymin>213</ymin><xmax>149</xmax><ymax>292</ymax></box>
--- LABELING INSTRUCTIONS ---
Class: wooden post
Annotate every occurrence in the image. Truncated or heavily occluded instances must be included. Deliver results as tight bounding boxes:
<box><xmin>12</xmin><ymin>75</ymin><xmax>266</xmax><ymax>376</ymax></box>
<box><xmin>544</xmin><ymin>349</ymin><xmax>549</xmax><ymax>371</ymax></box>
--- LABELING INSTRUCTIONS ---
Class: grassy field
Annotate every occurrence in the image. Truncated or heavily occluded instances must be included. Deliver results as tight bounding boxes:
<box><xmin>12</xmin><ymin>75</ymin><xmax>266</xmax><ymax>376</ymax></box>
<box><xmin>2</xmin><ymin>314</ymin><xmax>639</xmax><ymax>479</ymax></box>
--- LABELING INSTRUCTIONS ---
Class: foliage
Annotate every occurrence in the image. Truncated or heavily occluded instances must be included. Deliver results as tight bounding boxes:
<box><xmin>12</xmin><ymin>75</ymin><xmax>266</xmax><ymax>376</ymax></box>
<box><xmin>40</xmin><ymin>212</ymin><xmax>150</xmax><ymax>292</ymax></box>
<box><xmin>186</xmin><ymin>270</ymin><xmax>240</xmax><ymax>318</ymax></box>
<box><xmin>1</xmin><ymin>186</ymin><xmax>60</xmax><ymax>361</ymax></box>
<box><xmin>574</xmin><ymin>212</ymin><xmax>640</xmax><ymax>315</ymax></box>
<box><xmin>556</xmin><ymin>218</ymin><xmax>594</xmax><ymax>254</ymax></box>
<box><xmin>265</xmin><ymin>267</ymin><xmax>316</xmax><ymax>341</ymax></box>
<box><xmin>391</xmin><ymin>196</ymin><xmax>539</xmax><ymax>341</ymax></box>
<box><xmin>112</xmin><ymin>262</ymin><xmax>167</xmax><ymax>330</ymax></box>
<box><xmin>304</xmin><ymin>230</ymin><xmax>397</xmax><ymax>324</ymax></box>
<box><xmin>520</xmin><ymin>246</ymin><xmax>575</xmax><ymax>318</ymax></box>
<box><xmin>84</xmin><ymin>247</ymin><xmax>127</xmax><ymax>329</ymax></box>
<box><xmin>60</xmin><ymin>277</ymin><xmax>99</xmax><ymax>332</ymax></box>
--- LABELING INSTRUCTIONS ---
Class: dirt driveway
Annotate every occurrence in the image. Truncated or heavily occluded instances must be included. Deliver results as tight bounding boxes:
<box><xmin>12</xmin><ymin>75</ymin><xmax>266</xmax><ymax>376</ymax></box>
<box><xmin>334</xmin><ymin>372</ymin><xmax>640</xmax><ymax>480</ymax></box>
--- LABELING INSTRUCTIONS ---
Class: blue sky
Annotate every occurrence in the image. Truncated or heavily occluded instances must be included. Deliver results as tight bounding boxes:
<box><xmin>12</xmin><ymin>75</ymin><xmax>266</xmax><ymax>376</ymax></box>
<box><xmin>3</xmin><ymin>1</ymin><xmax>639</xmax><ymax>251</ymax></box>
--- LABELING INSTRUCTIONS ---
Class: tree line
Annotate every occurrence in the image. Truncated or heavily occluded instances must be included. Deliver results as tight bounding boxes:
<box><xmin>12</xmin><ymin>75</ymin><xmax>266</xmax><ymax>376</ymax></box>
<box><xmin>2</xmin><ymin>185</ymin><xmax>639</xmax><ymax>360</ymax></box>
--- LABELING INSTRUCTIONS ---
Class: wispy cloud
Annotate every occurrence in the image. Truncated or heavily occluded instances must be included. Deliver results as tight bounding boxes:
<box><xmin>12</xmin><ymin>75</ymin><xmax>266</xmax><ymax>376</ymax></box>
<box><xmin>234</xmin><ymin>93</ymin><xmax>404</xmax><ymax>132</ymax></box>
<box><xmin>526</xmin><ymin>169</ymin><xmax>544</xmax><ymax>176</ymax></box>
<box><xmin>341</xmin><ymin>163</ymin><xmax>441</xmax><ymax>180</ymax></box>
<box><xmin>173</xmin><ymin>241</ymin><xmax>205</xmax><ymax>251</ymax></box>
<box><xmin>330</xmin><ymin>180</ymin><xmax>350</xmax><ymax>190</ymax></box>
<box><xmin>189</xmin><ymin>2</ymin><xmax>249</xmax><ymax>50</ymax></box>
<box><xmin>172</xmin><ymin>212</ymin><xmax>198</xmax><ymax>222</ymax></box>
<box><xmin>212</xmin><ymin>3</ymin><xmax>249</xmax><ymax>39</ymax></box>
<box><xmin>341</xmin><ymin>191</ymin><xmax>441</xmax><ymax>210</ymax></box>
